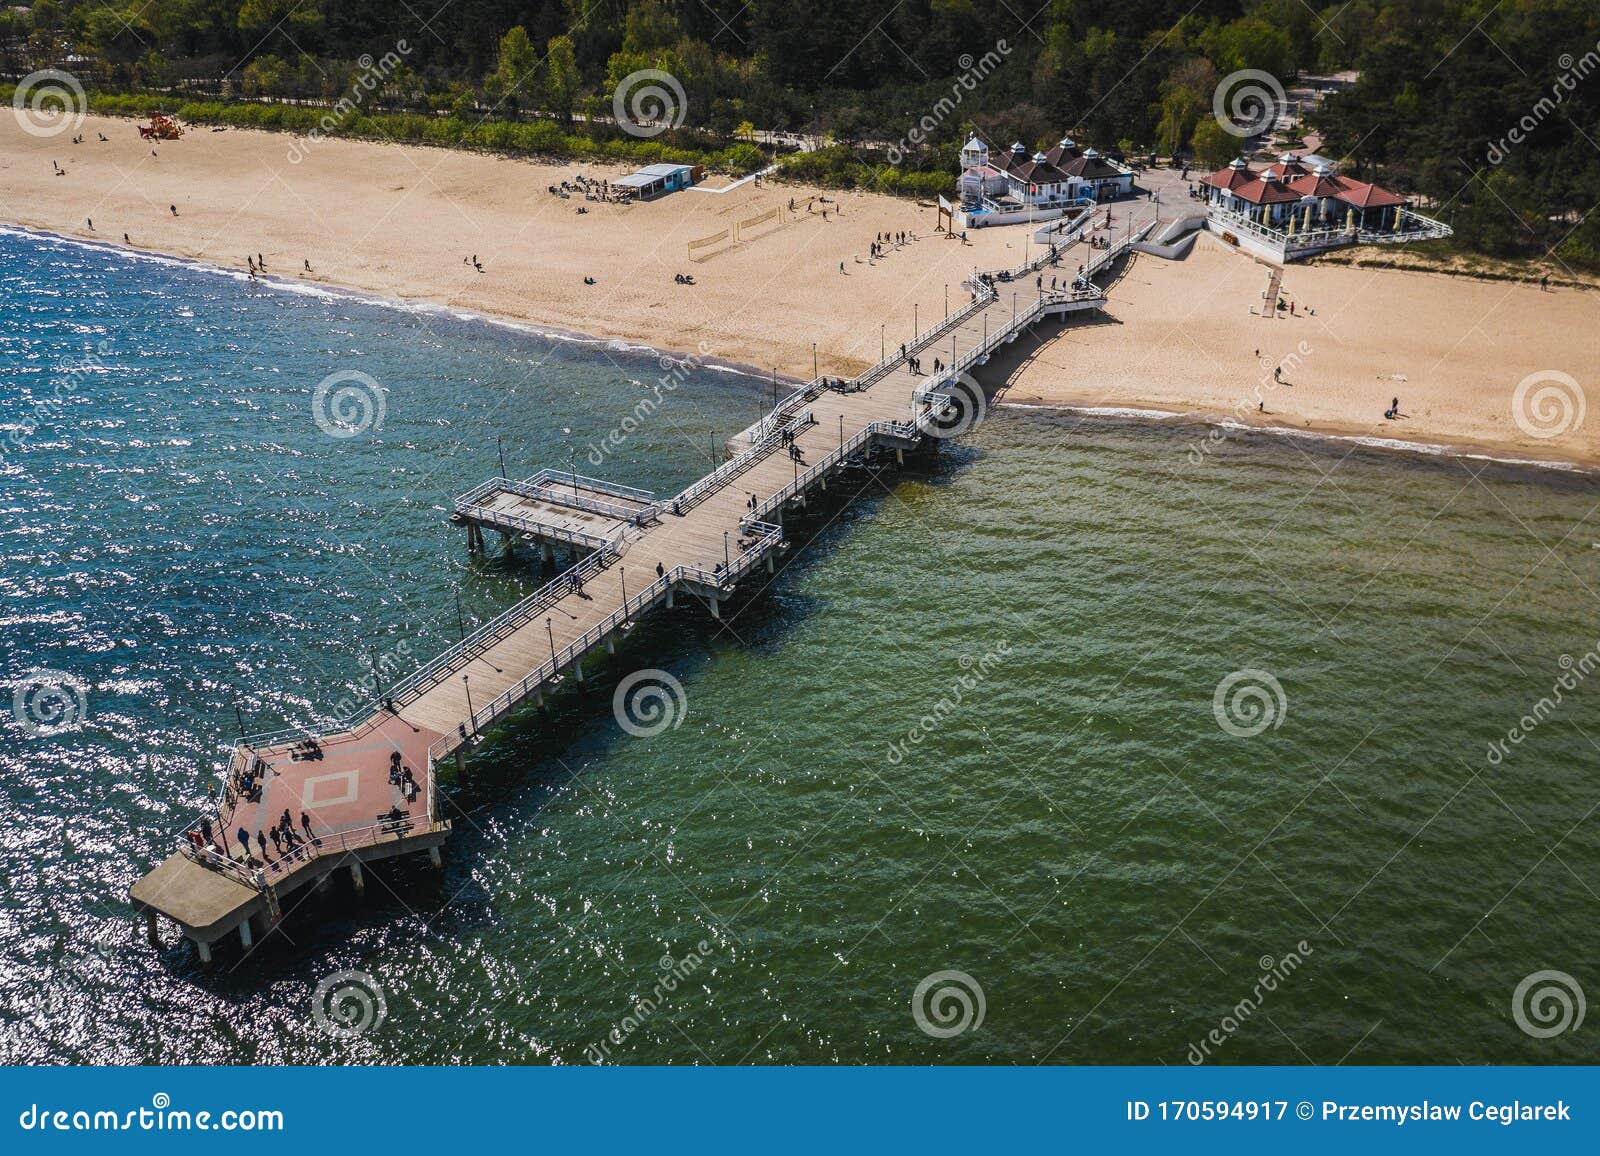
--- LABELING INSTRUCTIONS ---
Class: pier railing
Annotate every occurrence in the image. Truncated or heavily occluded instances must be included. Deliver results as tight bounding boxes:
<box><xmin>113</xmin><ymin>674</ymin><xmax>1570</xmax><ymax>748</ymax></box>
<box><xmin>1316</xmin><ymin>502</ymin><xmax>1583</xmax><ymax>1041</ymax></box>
<box><xmin>523</xmin><ymin>469</ymin><xmax>660</xmax><ymax>522</ymax></box>
<box><xmin>179</xmin><ymin>814</ymin><xmax>454</xmax><ymax>890</ymax></box>
<box><xmin>455</xmin><ymin>473</ymin><xmax>657</xmax><ymax>528</ymax></box>
<box><xmin>451</xmin><ymin>497</ymin><xmax>616</xmax><ymax>552</ymax></box>
<box><xmin>427</xmin><ymin>521</ymin><xmax>788</xmax><ymax>767</ymax></box>
<box><xmin>238</xmin><ymin>543</ymin><xmax>622</xmax><ymax>752</ymax></box>
<box><xmin>671</xmin><ymin>409</ymin><xmax>815</xmax><ymax>514</ymax></box>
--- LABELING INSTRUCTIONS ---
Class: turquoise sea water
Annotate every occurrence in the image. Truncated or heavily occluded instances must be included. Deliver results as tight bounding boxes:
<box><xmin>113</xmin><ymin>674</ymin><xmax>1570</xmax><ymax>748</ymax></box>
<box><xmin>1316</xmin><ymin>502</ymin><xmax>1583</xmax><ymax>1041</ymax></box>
<box><xmin>1</xmin><ymin>227</ymin><xmax>1596</xmax><ymax>1065</ymax></box>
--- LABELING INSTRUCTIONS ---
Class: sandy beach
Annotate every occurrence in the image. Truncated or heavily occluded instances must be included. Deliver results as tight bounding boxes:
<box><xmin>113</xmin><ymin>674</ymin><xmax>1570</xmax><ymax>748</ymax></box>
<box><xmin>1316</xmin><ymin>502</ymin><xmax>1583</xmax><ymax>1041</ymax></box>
<box><xmin>4</xmin><ymin>112</ymin><xmax>1597</xmax><ymax>466</ymax></box>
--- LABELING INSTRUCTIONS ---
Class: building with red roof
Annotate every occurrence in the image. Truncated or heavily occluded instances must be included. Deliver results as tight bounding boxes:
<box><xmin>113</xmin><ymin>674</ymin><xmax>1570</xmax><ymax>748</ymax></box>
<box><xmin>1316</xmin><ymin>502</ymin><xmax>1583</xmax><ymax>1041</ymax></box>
<box><xmin>1197</xmin><ymin>154</ymin><xmax>1449</xmax><ymax>260</ymax></box>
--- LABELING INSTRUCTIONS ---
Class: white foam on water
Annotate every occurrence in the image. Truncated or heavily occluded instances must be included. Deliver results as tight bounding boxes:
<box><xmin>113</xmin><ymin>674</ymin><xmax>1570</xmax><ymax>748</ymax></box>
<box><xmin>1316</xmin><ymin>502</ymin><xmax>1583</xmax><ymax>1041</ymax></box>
<box><xmin>2</xmin><ymin>224</ymin><xmax>775</xmax><ymax>383</ymax></box>
<box><xmin>1001</xmin><ymin>395</ymin><xmax>1595</xmax><ymax>475</ymax></box>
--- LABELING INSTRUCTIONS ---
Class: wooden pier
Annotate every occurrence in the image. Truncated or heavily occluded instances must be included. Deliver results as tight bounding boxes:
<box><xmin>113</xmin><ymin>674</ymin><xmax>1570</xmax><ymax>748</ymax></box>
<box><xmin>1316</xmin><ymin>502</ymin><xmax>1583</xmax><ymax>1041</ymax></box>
<box><xmin>129</xmin><ymin>222</ymin><xmax>1149</xmax><ymax>961</ymax></box>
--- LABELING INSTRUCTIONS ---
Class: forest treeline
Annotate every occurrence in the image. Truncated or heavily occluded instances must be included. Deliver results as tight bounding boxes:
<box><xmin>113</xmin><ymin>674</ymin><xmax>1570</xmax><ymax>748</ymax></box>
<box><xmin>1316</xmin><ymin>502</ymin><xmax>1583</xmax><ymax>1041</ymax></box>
<box><xmin>4</xmin><ymin>1</ymin><xmax>1596</xmax><ymax>267</ymax></box>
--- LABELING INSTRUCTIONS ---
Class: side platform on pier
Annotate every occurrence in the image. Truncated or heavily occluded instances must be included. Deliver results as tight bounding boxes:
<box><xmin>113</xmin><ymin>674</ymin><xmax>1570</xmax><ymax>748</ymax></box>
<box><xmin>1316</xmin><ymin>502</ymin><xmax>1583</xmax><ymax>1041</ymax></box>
<box><xmin>130</xmin><ymin>223</ymin><xmax>1151</xmax><ymax>961</ymax></box>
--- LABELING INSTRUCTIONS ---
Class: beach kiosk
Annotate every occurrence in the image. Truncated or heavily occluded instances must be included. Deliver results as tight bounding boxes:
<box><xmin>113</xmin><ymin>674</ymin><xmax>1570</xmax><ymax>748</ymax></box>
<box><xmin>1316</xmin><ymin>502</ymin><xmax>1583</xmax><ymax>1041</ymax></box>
<box><xmin>614</xmin><ymin>163</ymin><xmax>696</xmax><ymax>201</ymax></box>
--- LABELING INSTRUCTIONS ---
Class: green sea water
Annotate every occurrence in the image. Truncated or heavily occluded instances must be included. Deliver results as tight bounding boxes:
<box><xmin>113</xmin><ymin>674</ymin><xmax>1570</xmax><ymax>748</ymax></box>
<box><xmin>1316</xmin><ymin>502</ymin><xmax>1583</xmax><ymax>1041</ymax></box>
<box><xmin>1</xmin><ymin>228</ymin><xmax>1596</xmax><ymax>1065</ymax></box>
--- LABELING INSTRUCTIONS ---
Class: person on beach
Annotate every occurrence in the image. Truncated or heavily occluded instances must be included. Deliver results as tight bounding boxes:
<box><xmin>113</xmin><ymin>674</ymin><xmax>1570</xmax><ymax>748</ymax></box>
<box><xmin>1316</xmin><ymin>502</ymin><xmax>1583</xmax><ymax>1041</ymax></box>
<box><xmin>304</xmin><ymin>259</ymin><xmax>312</xmax><ymax>272</ymax></box>
<box><xmin>170</xmin><ymin>205</ymin><xmax>178</xmax><ymax>216</ymax></box>
<box><xmin>1273</xmin><ymin>367</ymin><xmax>1282</xmax><ymax>383</ymax></box>
<box><xmin>86</xmin><ymin>218</ymin><xmax>92</xmax><ymax>231</ymax></box>
<box><xmin>123</xmin><ymin>233</ymin><xmax>130</xmax><ymax>243</ymax></box>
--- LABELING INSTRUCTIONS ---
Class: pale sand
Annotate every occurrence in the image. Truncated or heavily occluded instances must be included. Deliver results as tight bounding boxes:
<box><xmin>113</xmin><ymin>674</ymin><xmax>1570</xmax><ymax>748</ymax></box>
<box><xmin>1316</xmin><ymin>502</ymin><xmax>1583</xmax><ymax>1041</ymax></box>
<box><xmin>0</xmin><ymin>113</ymin><xmax>1021</xmax><ymax>381</ymax></box>
<box><xmin>4</xmin><ymin>113</ymin><xmax>1598</xmax><ymax>467</ymax></box>
<box><xmin>998</xmin><ymin>234</ymin><xmax>1600</xmax><ymax>467</ymax></box>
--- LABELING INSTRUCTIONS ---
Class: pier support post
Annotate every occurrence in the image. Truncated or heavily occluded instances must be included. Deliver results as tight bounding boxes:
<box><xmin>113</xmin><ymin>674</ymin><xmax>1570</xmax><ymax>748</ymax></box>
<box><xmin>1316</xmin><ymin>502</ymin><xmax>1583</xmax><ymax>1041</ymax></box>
<box><xmin>896</xmin><ymin>449</ymin><xmax>905</xmax><ymax>465</ymax></box>
<box><xmin>709</xmin><ymin>596</ymin><xmax>721</xmax><ymax>620</ymax></box>
<box><xmin>428</xmin><ymin>846</ymin><xmax>443</xmax><ymax>870</ymax></box>
<box><xmin>238</xmin><ymin>917</ymin><xmax>253</xmax><ymax>950</ymax></box>
<box><xmin>574</xmin><ymin>660</ymin><xmax>584</xmax><ymax>684</ymax></box>
<box><xmin>316</xmin><ymin>873</ymin><xmax>331</xmax><ymax>893</ymax></box>
<box><xmin>666</xmin><ymin>587</ymin><xmax>675</xmax><ymax>609</ymax></box>
<box><xmin>766</xmin><ymin>554</ymin><xmax>774</xmax><ymax>574</ymax></box>
<box><xmin>536</xmin><ymin>687</ymin><xmax>544</xmax><ymax>708</ymax></box>
<box><xmin>541</xmin><ymin>543</ymin><xmax>554</xmax><ymax>566</ymax></box>
<box><xmin>195</xmin><ymin>938</ymin><xmax>212</xmax><ymax>965</ymax></box>
<box><xmin>606</xmin><ymin>637</ymin><xmax>615</xmax><ymax>655</ymax></box>
<box><xmin>454</xmin><ymin>750</ymin><xmax>465</xmax><ymax>777</ymax></box>
<box><xmin>349</xmin><ymin>861</ymin><xmax>365</xmax><ymax>897</ymax></box>
<box><xmin>144</xmin><ymin>911</ymin><xmax>159</xmax><ymax>947</ymax></box>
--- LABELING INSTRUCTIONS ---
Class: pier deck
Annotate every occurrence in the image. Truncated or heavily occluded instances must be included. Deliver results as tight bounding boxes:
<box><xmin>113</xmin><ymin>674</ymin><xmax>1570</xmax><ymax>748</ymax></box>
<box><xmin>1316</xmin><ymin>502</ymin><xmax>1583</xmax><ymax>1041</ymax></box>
<box><xmin>130</xmin><ymin>222</ymin><xmax>1153</xmax><ymax>959</ymax></box>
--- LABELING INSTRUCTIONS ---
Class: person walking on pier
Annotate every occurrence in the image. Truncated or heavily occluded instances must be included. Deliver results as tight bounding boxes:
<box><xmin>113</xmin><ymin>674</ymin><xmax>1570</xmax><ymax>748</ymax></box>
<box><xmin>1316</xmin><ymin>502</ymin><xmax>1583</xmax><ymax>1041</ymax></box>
<box><xmin>256</xmin><ymin>830</ymin><xmax>271</xmax><ymax>861</ymax></box>
<box><xmin>300</xmin><ymin>811</ymin><xmax>319</xmax><ymax>846</ymax></box>
<box><xmin>237</xmin><ymin>826</ymin><xmax>250</xmax><ymax>862</ymax></box>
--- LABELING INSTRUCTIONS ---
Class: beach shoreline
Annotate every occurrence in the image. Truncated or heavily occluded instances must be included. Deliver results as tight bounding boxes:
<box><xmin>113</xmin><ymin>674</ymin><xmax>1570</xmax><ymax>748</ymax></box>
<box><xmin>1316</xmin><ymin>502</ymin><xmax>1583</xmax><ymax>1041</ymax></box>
<box><xmin>5</xmin><ymin>113</ymin><xmax>1596</xmax><ymax>470</ymax></box>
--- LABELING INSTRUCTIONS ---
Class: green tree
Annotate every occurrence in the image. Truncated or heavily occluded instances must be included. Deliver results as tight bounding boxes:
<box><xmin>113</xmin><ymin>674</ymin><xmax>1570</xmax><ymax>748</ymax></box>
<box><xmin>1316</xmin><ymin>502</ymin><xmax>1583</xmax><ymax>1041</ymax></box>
<box><xmin>485</xmin><ymin>26</ymin><xmax>540</xmax><ymax>113</ymax></box>
<box><xmin>545</xmin><ymin>35</ymin><xmax>581</xmax><ymax>124</ymax></box>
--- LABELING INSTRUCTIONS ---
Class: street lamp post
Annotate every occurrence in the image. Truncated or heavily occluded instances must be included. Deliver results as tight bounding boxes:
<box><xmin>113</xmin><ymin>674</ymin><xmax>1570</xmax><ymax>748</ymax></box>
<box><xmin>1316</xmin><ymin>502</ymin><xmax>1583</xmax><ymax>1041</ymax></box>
<box><xmin>812</xmin><ymin>342</ymin><xmax>818</xmax><ymax>381</ymax></box>
<box><xmin>546</xmin><ymin>616</ymin><xmax>557</xmax><ymax>669</ymax></box>
<box><xmin>463</xmin><ymin>674</ymin><xmax>474</xmax><ymax>733</ymax></box>
<box><xmin>497</xmin><ymin>435</ymin><xmax>507</xmax><ymax>479</ymax></box>
<box><xmin>723</xmin><ymin>531</ymin><xmax>730</xmax><ymax>570</ymax></box>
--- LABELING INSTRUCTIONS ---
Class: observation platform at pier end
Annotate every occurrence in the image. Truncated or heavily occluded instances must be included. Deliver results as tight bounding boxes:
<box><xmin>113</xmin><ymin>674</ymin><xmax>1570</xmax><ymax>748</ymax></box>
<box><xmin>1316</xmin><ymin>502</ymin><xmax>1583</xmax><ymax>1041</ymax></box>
<box><xmin>450</xmin><ymin>469</ymin><xmax>660</xmax><ymax>555</ymax></box>
<box><xmin>130</xmin><ymin>216</ymin><xmax>1150</xmax><ymax>965</ymax></box>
